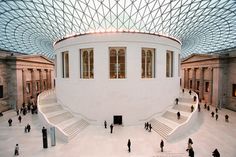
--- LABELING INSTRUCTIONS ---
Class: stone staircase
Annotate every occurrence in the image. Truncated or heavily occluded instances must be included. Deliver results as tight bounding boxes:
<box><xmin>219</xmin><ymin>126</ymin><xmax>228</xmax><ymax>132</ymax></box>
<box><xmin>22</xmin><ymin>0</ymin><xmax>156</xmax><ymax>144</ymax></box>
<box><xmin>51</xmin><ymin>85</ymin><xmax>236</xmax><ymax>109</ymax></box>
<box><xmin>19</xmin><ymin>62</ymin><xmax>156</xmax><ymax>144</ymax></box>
<box><xmin>149</xmin><ymin>89</ymin><xmax>197</xmax><ymax>140</ymax></box>
<box><xmin>38</xmin><ymin>91</ymin><xmax>89</xmax><ymax>142</ymax></box>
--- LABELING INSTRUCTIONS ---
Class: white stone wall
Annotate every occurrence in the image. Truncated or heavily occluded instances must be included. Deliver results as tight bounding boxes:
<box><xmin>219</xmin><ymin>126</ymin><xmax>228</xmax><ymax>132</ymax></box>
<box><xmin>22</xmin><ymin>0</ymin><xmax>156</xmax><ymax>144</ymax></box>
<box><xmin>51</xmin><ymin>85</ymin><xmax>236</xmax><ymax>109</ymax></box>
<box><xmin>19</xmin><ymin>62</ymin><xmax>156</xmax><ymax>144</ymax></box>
<box><xmin>54</xmin><ymin>33</ymin><xmax>181</xmax><ymax>125</ymax></box>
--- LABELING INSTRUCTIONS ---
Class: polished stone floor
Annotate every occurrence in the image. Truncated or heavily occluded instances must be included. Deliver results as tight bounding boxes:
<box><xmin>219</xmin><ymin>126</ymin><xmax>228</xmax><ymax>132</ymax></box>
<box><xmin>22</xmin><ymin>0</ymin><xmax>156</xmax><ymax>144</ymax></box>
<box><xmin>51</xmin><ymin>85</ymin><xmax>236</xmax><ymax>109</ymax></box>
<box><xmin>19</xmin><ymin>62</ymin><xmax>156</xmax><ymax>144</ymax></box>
<box><xmin>0</xmin><ymin>105</ymin><xmax>235</xmax><ymax>157</ymax></box>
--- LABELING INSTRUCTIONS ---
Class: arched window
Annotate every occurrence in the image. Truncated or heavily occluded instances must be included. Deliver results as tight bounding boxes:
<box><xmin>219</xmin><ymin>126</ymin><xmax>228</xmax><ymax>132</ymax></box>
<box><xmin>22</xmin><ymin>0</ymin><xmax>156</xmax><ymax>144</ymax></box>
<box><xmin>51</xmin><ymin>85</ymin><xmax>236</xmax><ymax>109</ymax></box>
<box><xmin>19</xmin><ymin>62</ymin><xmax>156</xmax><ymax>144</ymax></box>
<box><xmin>80</xmin><ymin>48</ymin><xmax>94</xmax><ymax>79</ymax></box>
<box><xmin>109</xmin><ymin>47</ymin><xmax>126</xmax><ymax>79</ymax></box>
<box><xmin>141</xmin><ymin>48</ymin><xmax>155</xmax><ymax>78</ymax></box>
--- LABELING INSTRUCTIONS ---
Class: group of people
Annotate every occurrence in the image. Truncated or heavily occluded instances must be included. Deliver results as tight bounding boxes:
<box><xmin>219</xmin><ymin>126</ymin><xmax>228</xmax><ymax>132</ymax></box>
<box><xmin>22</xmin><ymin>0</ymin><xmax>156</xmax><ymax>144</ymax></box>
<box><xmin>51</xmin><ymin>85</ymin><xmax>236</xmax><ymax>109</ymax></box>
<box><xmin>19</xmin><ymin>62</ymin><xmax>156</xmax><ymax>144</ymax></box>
<box><xmin>204</xmin><ymin>103</ymin><xmax>229</xmax><ymax>122</ymax></box>
<box><xmin>104</xmin><ymin>121</ymin><xmax>114</xmax><ymax>134</ymax></box>
<box><xmin>17</xmin><ymin>102</ymin><xmax>38</xmax><ymax>116</ymax></box>
<box><xmin>144</xmin><ymin>122</ymin><xmax>152</xmax><ymax>132</ymax></box>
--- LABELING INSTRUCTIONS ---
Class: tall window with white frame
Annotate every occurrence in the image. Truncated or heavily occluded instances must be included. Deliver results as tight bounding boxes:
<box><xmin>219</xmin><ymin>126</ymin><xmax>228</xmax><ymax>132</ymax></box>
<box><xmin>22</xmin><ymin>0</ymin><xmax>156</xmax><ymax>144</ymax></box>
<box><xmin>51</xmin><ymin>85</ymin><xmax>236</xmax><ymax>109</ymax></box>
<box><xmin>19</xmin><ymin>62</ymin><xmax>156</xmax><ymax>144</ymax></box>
<box><xmin>142</xmin><ymin>48</ymin><xmax>155</xmax><ymax>78</ymax></box>
<box><xmin>80</xmin><ymin>48</ymin><xmax>94</xmax><ymax>79</ymax></box>
<box><xmin>166</xmin><ymin>50</ymin><xmax>174</xmax><ymax>77</ymax></box>
<box><xmin>109</xmin><ymin>47</ymin><xmax>126</xmax><ymax>79</ymax></box>
<box><xmin>62</xmin><ymin>51</ymin><xmax>69</xmax><ymax>78</ymax></box>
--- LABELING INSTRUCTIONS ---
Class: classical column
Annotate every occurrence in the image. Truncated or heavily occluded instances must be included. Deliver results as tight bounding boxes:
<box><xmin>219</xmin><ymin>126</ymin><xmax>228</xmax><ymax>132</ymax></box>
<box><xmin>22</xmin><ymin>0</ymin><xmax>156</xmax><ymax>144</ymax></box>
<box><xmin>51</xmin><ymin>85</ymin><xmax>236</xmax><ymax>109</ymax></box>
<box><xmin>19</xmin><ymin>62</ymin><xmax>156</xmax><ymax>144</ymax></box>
<box><xmin>31</xmin><ymin>69</ymin><xmax>37</xmax><ymax>99</ymax></box>
<box><xmin>208</xmin><ymin>67</ymin><xmax>213</xmax><ymax>104</ymax></box>
<box><xmin>39</xmin><ymin>69</ymin><xmax>43</xmax><ymax>92</ymax></box>
<box><xmin>45</xmin><ymin>69</ymin><xmax>49</xmax><ymax>90</ymax></box>
<box><xmin>186</xmin><ymin>68</ymin><xmax>189</xmax><ymax>88</ymax></box>
<box><xmin>22</xmin><ymin>69</ymin><xmax>27</xmax><ymax>104</ymax></box>
<box><xmin>192</xmin><ymin>68</ymin><xmax>196</xmax><ymax>90</ymax></box>
<box><xmin>199</xmin><ymin>67</ymin><xmax>204</xmax><ymax>101</ymax></box>
<box><xmin>48</xmin><ymin>69</ymin><xmax>52</xmax><ymax>89</ymax></box>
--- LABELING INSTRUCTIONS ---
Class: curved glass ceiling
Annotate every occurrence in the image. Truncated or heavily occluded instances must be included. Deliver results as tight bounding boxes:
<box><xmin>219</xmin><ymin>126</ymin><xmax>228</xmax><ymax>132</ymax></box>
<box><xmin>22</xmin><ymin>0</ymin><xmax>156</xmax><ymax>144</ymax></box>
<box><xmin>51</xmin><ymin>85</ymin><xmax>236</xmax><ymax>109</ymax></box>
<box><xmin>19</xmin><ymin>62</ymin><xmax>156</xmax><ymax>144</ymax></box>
<box><xmin>0</xmin><ymin>0</ymin><xmax>235</xmax><ymax>58</ymax></box>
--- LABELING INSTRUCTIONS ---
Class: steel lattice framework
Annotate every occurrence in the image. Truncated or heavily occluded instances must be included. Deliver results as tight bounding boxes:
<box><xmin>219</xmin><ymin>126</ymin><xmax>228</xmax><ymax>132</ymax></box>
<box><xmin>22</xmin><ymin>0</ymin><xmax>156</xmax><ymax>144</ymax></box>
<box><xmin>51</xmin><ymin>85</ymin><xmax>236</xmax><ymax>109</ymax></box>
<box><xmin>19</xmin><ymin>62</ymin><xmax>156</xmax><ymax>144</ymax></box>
<box><xmin>0</xmin><ymin>0</ymin><xmax>235</xmax><ymax>58</ymax></box>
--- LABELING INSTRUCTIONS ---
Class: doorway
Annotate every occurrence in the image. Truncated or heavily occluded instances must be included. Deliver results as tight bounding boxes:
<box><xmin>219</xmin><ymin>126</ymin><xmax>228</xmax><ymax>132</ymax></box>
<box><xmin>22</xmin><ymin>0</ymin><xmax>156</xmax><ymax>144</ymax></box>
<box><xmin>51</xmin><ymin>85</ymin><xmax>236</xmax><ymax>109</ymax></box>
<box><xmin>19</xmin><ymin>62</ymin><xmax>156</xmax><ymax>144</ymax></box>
<box><xmin>113</xmin><ymin>115</ymin><xmax>122</xmax><ymax>125</ymax></box>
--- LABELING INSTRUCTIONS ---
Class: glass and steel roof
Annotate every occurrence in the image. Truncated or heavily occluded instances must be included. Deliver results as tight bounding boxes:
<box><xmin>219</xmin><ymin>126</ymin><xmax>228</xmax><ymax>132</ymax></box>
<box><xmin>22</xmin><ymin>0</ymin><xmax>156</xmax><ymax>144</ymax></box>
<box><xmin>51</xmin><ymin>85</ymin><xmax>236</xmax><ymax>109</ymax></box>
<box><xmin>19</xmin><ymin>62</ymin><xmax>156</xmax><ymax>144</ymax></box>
<box><xmin>0</xmin><ymin>0</ymin><xmax>235</xmax><ymax>58</ymax></box>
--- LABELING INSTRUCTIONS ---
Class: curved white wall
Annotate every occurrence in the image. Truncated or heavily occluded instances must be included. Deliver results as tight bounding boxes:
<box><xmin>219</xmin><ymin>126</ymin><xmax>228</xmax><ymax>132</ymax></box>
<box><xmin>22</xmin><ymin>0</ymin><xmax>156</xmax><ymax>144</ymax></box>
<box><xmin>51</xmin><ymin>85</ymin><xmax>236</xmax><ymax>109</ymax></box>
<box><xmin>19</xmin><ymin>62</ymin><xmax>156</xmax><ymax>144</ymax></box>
<box><xmin>54</xmin><ymin>32</ymin><xmax>181</xmax><ymax>125</ymax></box>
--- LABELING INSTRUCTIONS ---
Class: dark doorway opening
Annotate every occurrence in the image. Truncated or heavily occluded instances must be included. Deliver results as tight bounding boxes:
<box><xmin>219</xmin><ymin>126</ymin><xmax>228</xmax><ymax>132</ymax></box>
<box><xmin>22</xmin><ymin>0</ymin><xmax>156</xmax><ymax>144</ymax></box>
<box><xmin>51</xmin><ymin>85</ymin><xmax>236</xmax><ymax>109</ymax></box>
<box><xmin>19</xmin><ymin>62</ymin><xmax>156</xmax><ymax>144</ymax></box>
<box><xmin>113</xmin><ymin>115</ymin><xmax>122</xmax><ymax>125</ymax></box>
<box><xmin>0</xmin><ymin>85</ymin><xmax>3</xmax><ymax>98</ymax></box>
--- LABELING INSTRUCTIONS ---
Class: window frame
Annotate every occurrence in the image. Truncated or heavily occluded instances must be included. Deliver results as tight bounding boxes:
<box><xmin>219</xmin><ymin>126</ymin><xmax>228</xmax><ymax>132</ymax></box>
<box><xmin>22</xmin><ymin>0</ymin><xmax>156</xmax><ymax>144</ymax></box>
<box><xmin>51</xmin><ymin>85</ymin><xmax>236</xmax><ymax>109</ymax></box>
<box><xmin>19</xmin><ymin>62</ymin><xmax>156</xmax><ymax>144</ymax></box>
<box><xmin>141</xmin><ymin>48</ymin><xmax>155</xmax><ymax>78</ymax></box>
<box><xmin>80</xmin><ymin>48</ymin><xmax>94</xmax><ymax>79</ymax></box>
<box><xmin>109</xmin><ymin>47</ymin><xmax>126</xmax><ymax>79</ymax></box>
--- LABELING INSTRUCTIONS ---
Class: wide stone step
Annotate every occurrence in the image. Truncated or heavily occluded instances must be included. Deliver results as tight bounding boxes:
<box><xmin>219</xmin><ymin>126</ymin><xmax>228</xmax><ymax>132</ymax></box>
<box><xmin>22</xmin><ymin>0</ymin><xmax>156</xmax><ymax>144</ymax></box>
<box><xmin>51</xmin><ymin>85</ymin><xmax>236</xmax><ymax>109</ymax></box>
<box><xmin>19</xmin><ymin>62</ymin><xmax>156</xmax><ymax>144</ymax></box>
<box><xmin>57</xmin><ymin>117</ymin><xmax>79</xmax><ymax>129</ymax></box>
<box><xmin>172</xmin><ymin>104</ymin><xmax>192</xmax><ymax>113</ymax></box>
<box><xmin>45</xmin><ymin>110</ymin><xmax>67</xmax><ymax>118</ymax></box>
<box><xmin>162</xmin><ymin>111</ymin><xmax>188</xmax><ymax>124</ymax></box>
<box><xmin>149</xmin><ymin>119</ymin><xmax>173</xmax><ymax>139</ymax></box>
<box><xmin>63</xmin><ymin>119</ymin><xmax>89</xmax><ymax>140</ymax></box>
<box><xmin>40</xmin><ymin>97</ymin><xmax>57</xmax><ymax>105</ymax></box>
<box><xmin>48</xmin><ymin>112</ymin><xmax>74</xmax><ymax>125</ymax></box>
<box><xmin>40</xmin><ymin>105</ymin><xmax>63</xmax><ymax>113</ymax></box>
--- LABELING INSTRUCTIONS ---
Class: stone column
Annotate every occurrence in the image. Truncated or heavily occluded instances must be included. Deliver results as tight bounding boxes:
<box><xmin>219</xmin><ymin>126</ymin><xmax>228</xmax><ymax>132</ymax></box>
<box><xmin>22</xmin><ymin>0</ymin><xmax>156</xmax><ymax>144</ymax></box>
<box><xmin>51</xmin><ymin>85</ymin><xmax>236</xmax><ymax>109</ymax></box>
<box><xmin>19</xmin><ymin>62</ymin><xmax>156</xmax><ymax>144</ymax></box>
<box><xmin>45</xmin><ymin>69</ymin><xmax>49</xmax><ymax>90</ymax></box>
<box><xmin>48</xmin><ymin>69</ymin><xmax>52</xmax><ymax>89</ymax></box>
<box><xmin>208</xmin><ymin>67</ymin><xmax>213</xmax><ymax>104</ymax></box>
<box><xmin>31</xmin><ymin>69</ymin><xmax>37</xmax><ymax>99</ymax></box>
<box><xmin>192</xmin><ymin>68</ymin><xmax>196</xmax><ymax>90</ymax></box>
<box><xmin>22</xmin><ymin>69</ymin><xmax>27</xmax><ymax>104</ymax></box>
<box><xmin>186</xmin><ymin>68</ymin><xmax>189</xmax><ymax>88</ymax></box>
<box><xmin>199</xmin><ymin>67</ymin><xmax>204</xmax><ymax>101</ymax></box>
<box><xmin>39</xmin><ymin>69</ymin><xmax>43</xmax><ymax>92</ymax></box>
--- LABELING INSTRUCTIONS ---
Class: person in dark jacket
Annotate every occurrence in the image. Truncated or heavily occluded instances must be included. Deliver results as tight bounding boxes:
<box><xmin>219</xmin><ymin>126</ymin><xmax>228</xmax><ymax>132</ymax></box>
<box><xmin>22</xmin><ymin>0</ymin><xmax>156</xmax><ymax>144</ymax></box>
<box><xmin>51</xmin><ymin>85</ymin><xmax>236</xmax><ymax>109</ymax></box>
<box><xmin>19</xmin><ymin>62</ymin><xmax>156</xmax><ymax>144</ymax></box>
<box><xmin>110</xmin><ymin>124</ymin><xmax>113</xmax><ymax>134</ymax></box>
<box><xmin>127</xmin><ymin>139</ymin><xmax>131</xmax><ymax>152</ymax></box>
<box><xmin>212</xmin><ymin>148</ymin><xmax>220</xmax><ymax>157</ymax></box>
<box><xmin>160</xmin><ymin>140</ymin><xmax>164</xmax><ymax>152</ymax></box>
<box><xmin>8</xmin><ymin>118</ymin><xmax>12</xmax><ymax>126</ymax></box>
<box><xmin>18</xmin><ymin>116</ymin><xmax>22</xmax><ymax>123</ymax></box>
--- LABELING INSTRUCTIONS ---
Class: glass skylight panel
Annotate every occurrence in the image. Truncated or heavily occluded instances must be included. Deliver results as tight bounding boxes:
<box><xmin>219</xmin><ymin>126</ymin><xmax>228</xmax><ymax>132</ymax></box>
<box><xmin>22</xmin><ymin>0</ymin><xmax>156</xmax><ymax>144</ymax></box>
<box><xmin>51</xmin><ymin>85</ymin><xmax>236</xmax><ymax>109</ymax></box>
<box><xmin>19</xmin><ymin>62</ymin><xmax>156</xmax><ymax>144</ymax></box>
<box><xmin>0</xmin><ymin>0</ymin><xmax>235</xmax><ymax>58</ymax></box>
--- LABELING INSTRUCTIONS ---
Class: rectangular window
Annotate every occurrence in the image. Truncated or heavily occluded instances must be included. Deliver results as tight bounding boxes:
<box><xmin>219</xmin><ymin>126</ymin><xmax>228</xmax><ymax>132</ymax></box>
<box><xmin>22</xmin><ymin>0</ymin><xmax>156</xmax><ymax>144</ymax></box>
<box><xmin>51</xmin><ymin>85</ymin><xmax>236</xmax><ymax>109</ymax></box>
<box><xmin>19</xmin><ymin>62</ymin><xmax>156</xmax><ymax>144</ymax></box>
<box><xmin>44</xmin><ymin>80</ymin><xmax>47</xmax><ymax>90</ymax></box>
<box><xmin>26</xmin><ymin>82</ymin><xmax>31</xmax><ymax>94</ymax></box>
<box><xmin>80</xmin><ymin>48</ymin><xmax>94</xmax><ymax>79</ymax></box>
<box><xmin>196</xmin><ymin>81</ymin><xmax>200</xmax><ymax>90</ymax></box>
<box><xmin>109</xmin><ymin>47</ymin><xmax>126</xmax><ymax>79</ymax></box>
<box><xmin>190</xmin><ymin>80</ymin><xmax>192</xmax><ymax>88</ymax></box>
<box><xmin>166</xmin><ymin>50</ymin><xmax>174</xmax><ymax>77</ymax></box>
<box><xmin>0</xmin><ymin>85</ymin><xmax>3</xmax><ymax>98</ymax></box>
<box><xmin>141</xmin><ymin>48</ymin><xmax>155</xmax><ymax>78</ymax></box>
<box><xmin>62</xmin><ymin>51</ymin><xmax>69</xmax><ymax>78</ymax></box>
<box><xmin>232</xmin><ymin>84</ymin><xmax>236</xmax><ymax>97</ymax></box>
<box><xmin>36</xmin><ymin>81</ymin><xmax>40</xmax><ymax>91</ymax></box>
<box><xmin>205</xmin><ymin>82</ymin><xmax>209</xmax><ymax>92</ymax></box>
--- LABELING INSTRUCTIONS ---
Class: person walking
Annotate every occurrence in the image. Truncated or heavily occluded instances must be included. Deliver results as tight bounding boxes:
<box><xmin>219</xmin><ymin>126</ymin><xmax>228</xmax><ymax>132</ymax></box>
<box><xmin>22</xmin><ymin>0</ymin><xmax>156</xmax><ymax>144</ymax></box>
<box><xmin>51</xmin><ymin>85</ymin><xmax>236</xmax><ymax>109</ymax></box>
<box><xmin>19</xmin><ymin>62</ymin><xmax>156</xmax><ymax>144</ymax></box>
<box><xmin>18</xmin><ymin>116</ymin><xmax>22</xmax><ymax>123</ymax></box>
<box><xmin>27</xmin><ymin>124</ymin><xmax>31</xmax><ymax>132</ymax></box>
<box><xmin>193</xmin><ymin>96</ymin><xmax>197</xmax><ymax>102</ymax></box>
<box><xmin>14</xmin><ymin>144</ymin><xmax>19</xmax><ymax>156</ymax></box>
<box><xmin>198</xmin><ymin>104</ymin><xmax>201</xmax><ymax>112</ymax></box>
<box><xmin>225</xmin><ymin>115</ymin><xmax>229</xmax><ymax>122</ymax></box>
<box><xmin>215</xmin><ymin>114</ymin><xmax>218</xmax><ymax>121</ymax></box>
<box><xmin>212</xmin><ymin>148</ymin><xmax>220</xmax><ymax>157</ymax></box>
<box><xmin>127</xmin><ymin>139</ymin><xmax>131</xmax><ymax>153</ymax></box>
<box><xmin>215</xmin><ymin>108</ymin><xmax>218</xmax><ymax>113</ymax></box>
<box><xmin>189</xmin><ymin>90</ymin><xmax>192</xmax><ymax>95</ymax></box>
<box><xmin>207</xmin><ymin>105</ymin><xmax>210</xmax><ymax>111</ymax></box>
<box><xmin>177</xmin><ymin>112</ymin><xmax>181</xmax><ymax>120</ymax></box>
<box><xmin>146</xmin><ymin>122</ymin><xmax>149</xmax><ymax>130</ymax></box>
<box><xmin>149</xmin><ymin>123</ymin><xmax>152</xmax><ymax>132</ymax></box>
<box><xmin>211</xmin><ymin>112</ymin><xmax>215</xmax><ymax>117</ymax></box>
<box><xmin>8</xmin><ymin>118</ymin><xmax>12</xmax><ymax>126</ymax></box>
<box><xmin>160</xmin><ymin>140</ymin><xmax>164</xmax><ymax>152</ymax></box>
<box><xmin>104</xmin><ymin>120</ymin><xmax>107</xmax><ymax>129</ymax></box>
<box><xmin>191</xmin><ymin>105</ymin><xmax>194</xmax><ymax>112</ymax></box>
<box><xmin>175</xmin><ymin>98</ymin><xmax>179</xmax><ymax>105</ymax></box>
<box><xmin>110</xmin><ymin>124</ymin><xmax>113</xmax><ymax>134</ymax></box>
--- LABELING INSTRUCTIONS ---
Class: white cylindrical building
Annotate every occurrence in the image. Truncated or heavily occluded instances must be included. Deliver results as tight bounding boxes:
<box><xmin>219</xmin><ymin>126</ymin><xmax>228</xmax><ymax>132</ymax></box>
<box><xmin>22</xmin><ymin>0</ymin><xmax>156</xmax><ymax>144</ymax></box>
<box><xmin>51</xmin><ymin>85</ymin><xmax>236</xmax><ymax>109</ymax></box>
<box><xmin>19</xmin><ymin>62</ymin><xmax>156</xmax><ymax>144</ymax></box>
<box><xmin>54</xmin><ymin>32</ymin><xmax>181</xmax><ymax>125</ymax></box>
